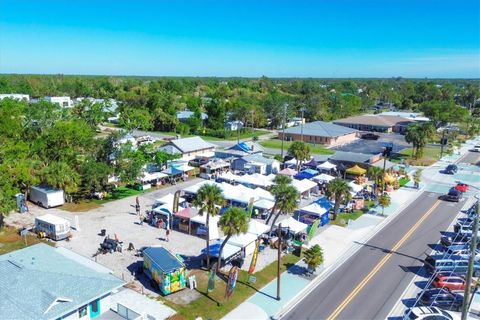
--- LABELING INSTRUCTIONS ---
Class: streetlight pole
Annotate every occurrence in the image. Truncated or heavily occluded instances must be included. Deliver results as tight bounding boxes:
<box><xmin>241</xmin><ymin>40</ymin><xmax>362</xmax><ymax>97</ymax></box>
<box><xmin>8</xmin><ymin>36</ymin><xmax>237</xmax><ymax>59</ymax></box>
<box><xmin>280</xmin><ymin>103</ymin><xmax>288</xmax><ymax>159</ymax></box>
<box><xmin>440</xmin><ymin>128</ymin><xmax>448</xmax><ymax>159</ymax></box>
<box><xmin>277</xmin><ymin>223</ymin><xmax>282</xmax><ymax>301</ymax></box>
<box><xmin>461</xmin><ymin>196</ymin><xmax>480</xmax><ymax>320</ymax></box>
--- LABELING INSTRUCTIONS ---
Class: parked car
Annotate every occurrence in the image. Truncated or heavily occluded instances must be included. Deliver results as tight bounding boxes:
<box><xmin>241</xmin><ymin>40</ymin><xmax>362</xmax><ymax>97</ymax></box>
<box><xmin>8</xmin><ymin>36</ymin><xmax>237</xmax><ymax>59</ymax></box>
<box><xmin>361</xmin><ymin>133</ymin><xmax>380</xmax><ymax>140</ymax></box>
<box><xmin>444</xmin><ymin>164</ymin><xmax>458</xmax><ymax>175</ymax></box>
<box><xmin>455</xmin><ymin>183</ymin><xmax>469</xmax><ymax>193</ymax></box>
<box><xmin>403</xmin><ymin>306</ymin><xmax>460</xmax><ymax>320</ymax></box>
<box><xmin>424</xmin><ymin>254</ymin><xmax>480</xmax><ymax>276</ymax></box>
<box><xmin>471</xmin><ymin>145</ymin><xmax>480</xmax><ymax>153</ymax></box>
<box><xmin>442</xmin><ymin>188</ymin><xmax>462</xmax><ymax>202</ymax></box>
<box><xmin>440</xmin><ymin>233</ymin><xmax>470</xmax><ymax>247</ymax></box>
<box><xmin>417</xmin><ymin>288</ymin><xmax>463</xmax><ymax>311</ymax></box>
<box><xmin>432</xmin><ymin>275</ymin><xmax>475</xmax><ymax>291</ymax></box>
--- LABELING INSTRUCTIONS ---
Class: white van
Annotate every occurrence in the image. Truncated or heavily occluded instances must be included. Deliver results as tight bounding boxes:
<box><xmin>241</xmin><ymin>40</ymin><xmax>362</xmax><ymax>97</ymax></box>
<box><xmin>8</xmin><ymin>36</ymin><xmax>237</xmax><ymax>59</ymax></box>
<box><xmin>35</xmin><ymin>214</ymin><xmax>71</xmax><ymax>240</ymax></box>
<box><xmin>29</xmin><ymin>185</ymin><xmax>65</xmax><ymax>208</ymax></box>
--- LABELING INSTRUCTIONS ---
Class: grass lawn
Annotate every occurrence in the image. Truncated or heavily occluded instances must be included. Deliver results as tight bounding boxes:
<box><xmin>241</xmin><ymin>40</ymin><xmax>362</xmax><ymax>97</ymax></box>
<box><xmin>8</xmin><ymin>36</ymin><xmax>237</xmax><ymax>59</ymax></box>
<box><xmin>93</xmin><ymin>186</ymin><xmax>149</xmax><ymax>205</ymax></box>
<box><xmin>159</xmin><ymin>253</ymin><xmax>302</xmax><ymax>320</ymax></box>
<box><xmin>329</xmin><ymin>210</ymin><xmax>363</xmax><ymax>227</ymax></box>
<box><xmin>60</xmin><ymin>201</ymin><xmax>103</xmax><ymax>212</ymax></box>
<box><xmin>149</xmin><ymin>129</ymin><xmax>271</xmax><ymax>142</ymax></box>
<box><xmin>260</xmin><ymin>139</ymin><xmax>335</xmax><ymax>155</ymax></box>
<box><xmin>392</xmin><ymin>146</ymin><xmax>445</xmax><ymax>166</ymax></box>
<box><xmin>0</xmin><ymin>226</ymin><xmax>52</xmax><ymax>255</ymax></box>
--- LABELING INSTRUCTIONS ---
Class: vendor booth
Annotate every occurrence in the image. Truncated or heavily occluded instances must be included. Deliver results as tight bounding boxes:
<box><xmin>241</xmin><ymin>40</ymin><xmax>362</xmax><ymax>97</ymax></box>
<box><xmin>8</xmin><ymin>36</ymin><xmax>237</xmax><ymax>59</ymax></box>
<box><xmin>296</xmin><ymin>202</ymin><xmax>330</xmax><ymax>226</ymax></box>
<box><xmin>173</xmin><ymin>207</ymin><xmax>198</xmax><ymax>234</ymax></box>
<box><xmin>348</xmin><ymin>181</ymin><xmax>364</xmax><ymax>195</ymax></box>
<box><xmin>247</xmin><ymin>219</ymin><xmax>271</xmax><ymax>237</ymax></box>
<box><xmin>201</xmin><ymin>240</ymin><xmax>242</xmax><ymax>267</ymax></box>
<box><xmin>274</xmin><ymin>217</ymin><xmax>308</xmax><ymax>234</ymax></box>
<box><xmin>143</xmin><ymin>247</ymin><xmax>187</xmax><ymax>295</ymax></box>
<box><xmin>346</xmin><ymin>165</ymin><xmax>367</xmax><ymax>176</ymax></box>
<box><xmin>304</xmin><ymin>158</ymin><xmax>319</xmax><ymax>169</ymax></box>
<box><xmin>294</xmin><ymin>169</ymin><xmax>319</xmax><ymax>180</ymax></box>
<box><xmin>141</xmin><ymin>171</ymin><xmax>168</xmax><ymax>185</ymax></box>
<box><xmin>292</xmin><ymin>179</ymin><xmax>318</xmax><ymax>198</ymax></box>
<box><xmin>150</xmin><ymin>206</ymin><xmax>173</xmax><ymax>229</ymax></box>
<box><xmin>190</xmin><ymin>214</ymin><xmax>220</xmax><ymax>239</ymax></box>
<box><xmin>312</xmin><ymin>173</ymin><xmax>335</xmax><ymax>183</ymax></box>
<box><xmin>317</xmin><ymin>161</ymin><xmax>337</xmax><ymax>173</ymax></box>
<box><xmin>278</xmin><ymin>168</ymin><xmax>298</xmax><ymax>177</ymax></box>
<box><xmin>200</xmin><ymin>159</ymin><xmax>230</xmax><ymax>180</ymax></box>
<box><xmin>153</xmin><ymin>193</ymin><xmax>185</xmax><ymax>211</ymax></box>
<box><xmin>225</xmin><ymin>232</ymin><xmax>258</xmax><ymax>256</ymax></box>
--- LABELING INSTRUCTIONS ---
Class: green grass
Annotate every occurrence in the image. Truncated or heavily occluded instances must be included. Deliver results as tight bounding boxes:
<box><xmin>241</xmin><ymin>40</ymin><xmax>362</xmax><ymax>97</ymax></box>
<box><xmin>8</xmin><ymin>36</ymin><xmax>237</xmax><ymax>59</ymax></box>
<box><xmin>259</xmin><ymin>139</ymin><xmax>335</xmax><ymax>155</ymax></box>
<box><xmin>392</xmin><ymin>146</ymin><xmax>446</xmax><ymax>166</ymax></box>
<box><xmin>0</xmin><ymin>226</ymin><xmax>53</xmax><ymax>255</ymax></box>
<box><xmin>159</xmin><ymin>253</ymin><xmax>302</xmax><ymax>320</ymax></box>
<box><xmin>93</xmin><ymin>186</ymin><xmax>149</xmax><ymax>204</ymax></box>
<box><xmin>329</xmin><ymin>210</ymin><xmax>364</xmax><ymax>227</ymax></box>
<box><xmin>148</xmin><ymin>129</ymin><xmax>271</xmax><ymax>141</ymax></box>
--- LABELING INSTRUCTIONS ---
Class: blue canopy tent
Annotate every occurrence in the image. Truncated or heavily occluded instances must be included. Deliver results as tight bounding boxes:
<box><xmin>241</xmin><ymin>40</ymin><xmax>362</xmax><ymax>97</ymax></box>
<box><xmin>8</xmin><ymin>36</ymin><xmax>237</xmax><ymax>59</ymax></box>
<box><xmin>294</xmin><ymin>169</ymin><xmax>319</xmax><ymax>180</ymax></box>
<box><xmin>315</xmin><ymin>197</ymin><xmax>333</xmax><ymax>211</ymax></box>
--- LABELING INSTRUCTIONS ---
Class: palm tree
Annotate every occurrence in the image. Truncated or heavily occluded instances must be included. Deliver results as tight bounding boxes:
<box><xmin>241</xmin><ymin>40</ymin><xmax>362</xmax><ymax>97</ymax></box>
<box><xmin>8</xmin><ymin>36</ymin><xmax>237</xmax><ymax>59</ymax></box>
<box><xmin>413</xmin><ymin>169</ymin><xmax>422</xmax><ymax>189</ymax></box>
<box><xmin>303</xmin><ymin>244</ymin><xmax>324</xmax><ymax>271</ymax></box>
<box><xmin>193</xmin><ymin>184</ymin><xmax>225</xmax><ymax>269</ymax></box>
<box><xmin>269</xmin><ymin>184</ymin><xmax>298</xmax><ymax>236</ymax></box>
<box><xmin>378</xmin><ymin>193</ymin><xmax>391</xmax><ymax>216</ymax></box>
<box><xmin>40</xmin><ymin>161</ymin><xmax>80</xmax><ymax>200</ymax></box>
<box><xmin>326</xmin><ymin>178</ymin><xmax>352</xmax><ymax>220</ymax></box>
<box><xmin>216</xmin><ymin>207</ymin><xmax>249</xmax><ymax>274</ymax></box>
<box><xmin>266</xmin><ymin>175</ymin><xmax>292</xmax><ymax>224</ymax></box>
<box><xmin>405</xmin><ymin>123</ymin><xmax>435</xmax><ymax>159</ymax></box>
<box><xmin>367</xmin><ymin>166</ymin><xmax>383</xmax><ymax>194</ymax></box>
<box><xmin>287</xmin><ymin>141</ymin><xmax>311</xmax><ymax>171</ymax></box>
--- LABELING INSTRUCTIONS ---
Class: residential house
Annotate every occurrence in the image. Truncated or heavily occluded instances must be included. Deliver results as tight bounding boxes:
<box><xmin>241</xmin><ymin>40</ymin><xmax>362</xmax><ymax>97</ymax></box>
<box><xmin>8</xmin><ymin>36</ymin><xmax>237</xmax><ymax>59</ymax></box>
<box><xmin>232</xmin><ymin>154</ymin><xmax>280</xmax><ymax>175</ymax></box>
<box><xmin>0</xmin><ymin>93</ymin><xmax>30</xmax><ymax>101</ymax></box>
<box><xmin>176</xmin><ymin>110</ymin><xmax>208</xmax><ymax>122</ymax></box>
<box><xmin>158</xmin><ymin>136</ymin><xmax>215</xmax><ymax>161</ymax></box>
<box><xmin>45</xmin><ymin>96</ymin><xmax>73</xmax><ymax>108</ymax></box>
<box><xmin>215</xmin><ymin>141</ymin><xmax>264</xmax><ymax>162</ymax></box>
<box><xmin>333</xmin><ymin>114</ymin><xmax>414</xmax><ymax>134</ymax></box>
<box><xmin>279</xmin><ymin>121</ymin><xmax>359</xmax><ymax>147</ymax></box>
<box><xmin>0</xmin><ymin>243</ymin><xmax>124</xmax><ymax>320</ymax></box>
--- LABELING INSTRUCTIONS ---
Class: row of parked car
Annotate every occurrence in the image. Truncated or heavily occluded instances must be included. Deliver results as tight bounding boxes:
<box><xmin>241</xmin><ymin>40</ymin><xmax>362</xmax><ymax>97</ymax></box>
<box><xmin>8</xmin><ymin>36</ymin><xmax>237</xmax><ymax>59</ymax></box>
<box><xmin>404</xmin><ymin>203</ymin><xmax>478</xmax><ymax>319</ymax></box>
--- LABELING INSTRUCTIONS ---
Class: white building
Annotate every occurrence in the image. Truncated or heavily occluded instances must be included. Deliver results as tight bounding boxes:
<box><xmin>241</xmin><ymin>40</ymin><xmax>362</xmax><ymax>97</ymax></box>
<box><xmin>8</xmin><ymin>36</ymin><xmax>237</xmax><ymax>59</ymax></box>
<box><xmin>0</xmin><ymin>93</ymin><xmax>30</xmax><ymax>102</ymax></box>
<box><xmin>45</xmin><ymin>96</ymin><xmax>73</xmax><ymax>108</ymax></box>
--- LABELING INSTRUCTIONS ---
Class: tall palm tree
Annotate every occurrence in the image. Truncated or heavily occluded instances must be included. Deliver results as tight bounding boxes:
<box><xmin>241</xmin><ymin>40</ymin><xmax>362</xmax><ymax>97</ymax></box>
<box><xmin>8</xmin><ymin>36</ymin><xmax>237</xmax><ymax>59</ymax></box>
<box><xmin>287</xmin><ymin>141</ymin><xmax>311</xmax><ymax>171</ymax></box>
<box><xmin>266</xmin><ymin>175</ymin><xmax>292</xmax><ymax>224</ymax></box>
<box><xmin>216</xmin><ymin>207</ymin><xmax>249</xmax><ymax>274</ymax></box>
<box><xmin>269</xmin><ymin>184</ymin><xmax>298</xmax><ymax>236</ymax></box>
<box><xmin>367</xmin><ymin>166</ymin><xmax>383</xmax><ymax>194</ymax></box>
<box><xmin>193</xmin><ymin>184</ymin><xmax>225</xmax><ymax>269</ymax></box>
<box><xmin>326</xmin><ymin>178</ymin><xmax>352</xmax><ymax>220</ymax></box>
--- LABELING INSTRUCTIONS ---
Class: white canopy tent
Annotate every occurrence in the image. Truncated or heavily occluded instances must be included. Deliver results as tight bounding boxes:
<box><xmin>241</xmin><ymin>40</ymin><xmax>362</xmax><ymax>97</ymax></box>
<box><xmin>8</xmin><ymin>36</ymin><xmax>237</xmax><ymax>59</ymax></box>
<box><xmin>141</xmin><ymin>171</ymin><xmax>168</xmax><ymax>183</ymax></box>
<box><xmin>205</xmin><ymin>240</ymin><xmax>242</xmax><ymax>260</ymax></box>
<box><xmin>182</xmin><ymin>181</ymin><xmax>217</xmax><ymax>194</ymax></box>
<box><xmin>274</xmin><ymin>217</ymin><xmax>308</xmax><ymax>234</ymax></box>
<box><xmin>312</xmin><ymin>173</ymin><xmax>336</xmax><ymax>183</ymax></box>
<box><xmin>292</xmin><ymin>179</ymin><xmax>318</xmax><ymax>195</ymax></box>
<box><xmin>253</xmin><ymin>198</ymin><xmax>275</xmax><ymax>210</ymax></box>
<box><xmin>285</xmin><ymin>158</ymin><xmax>297</xmax><ymax>167</ymax></box>
<box><xmin>247</xmin><ymin>219</ymin><xmax>271</xmax><ymax>237</ymax></box>
<box><xmin>298</xmin><ymin>203</ymin><xmax>328</xmax><ymax>217</ymax></box>
<box><xmin>317</xmin><ymin>161</ymin><xmax>337</xmax><ymax>171</ymax></box>
<box><xmin>154</xmin><ymin>193</ymin><xmax>185</xmax><ymax>209</ymax></box>
<box><xmin>348</xmin><ymin>181</ymin><xmax>363</xmax><ymax>194</ymax></box>
<box><xmin>190</xmin><ymin>214</ymin><xmax>220</xmax><ymax>239</ymax></box>
<box><xmin>224</xmin><ymin>232</ymin><xmax>258</xmax><ymax>256</ymax></box>
<box><xmin>254</xmin><ymin>187</ymin><xmax>275</xmax><ymax>202</ymax></box>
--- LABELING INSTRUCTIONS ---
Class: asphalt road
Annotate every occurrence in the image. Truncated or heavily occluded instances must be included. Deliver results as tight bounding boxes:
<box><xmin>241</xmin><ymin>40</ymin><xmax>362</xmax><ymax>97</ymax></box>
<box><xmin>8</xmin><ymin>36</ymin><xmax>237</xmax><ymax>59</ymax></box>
<box><xmin>460</xmin><ymin>150</ymin><xmax>480</xmax><ymax>165</ymax></box>
<box><xmin>282</xmin><ymin>192</ymin><xmax>465</xmax><ymax>320</ymax></box>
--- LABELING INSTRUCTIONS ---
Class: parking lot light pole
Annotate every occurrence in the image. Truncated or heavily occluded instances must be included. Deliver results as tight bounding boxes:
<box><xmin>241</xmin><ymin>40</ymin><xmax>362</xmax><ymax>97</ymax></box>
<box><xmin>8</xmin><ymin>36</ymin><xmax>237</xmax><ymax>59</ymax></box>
<box><xmin>461</xmin><ymin>195</ymin><xmax>480</xmax><ymax>320</ymax></box>
<box><xmin>277</xmin><ymin>223</ymin><xmax>282</xmax><ymax>301</ymax></box>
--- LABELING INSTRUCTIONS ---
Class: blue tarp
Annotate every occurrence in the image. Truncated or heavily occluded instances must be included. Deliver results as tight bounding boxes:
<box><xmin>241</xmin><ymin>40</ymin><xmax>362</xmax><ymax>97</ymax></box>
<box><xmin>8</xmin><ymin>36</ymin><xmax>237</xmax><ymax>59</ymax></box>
<box><xmin>294</xmin><ymin>169</ymin><xmax>318</xmax><ymax>180</ymax></box>
<box><xmin>315</xmin><ymin>197</ymin><xmax>333</xmax><ymax>211</ymax></box>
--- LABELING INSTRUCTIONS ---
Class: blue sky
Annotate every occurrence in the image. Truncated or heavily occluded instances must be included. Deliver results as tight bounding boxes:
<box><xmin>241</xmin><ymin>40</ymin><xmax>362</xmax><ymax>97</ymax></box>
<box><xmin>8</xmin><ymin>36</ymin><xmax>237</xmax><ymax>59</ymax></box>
<box><xmin>0</xmin><ymin>0</ymin><xmax>479</xmax><ymax>78</ymax></box>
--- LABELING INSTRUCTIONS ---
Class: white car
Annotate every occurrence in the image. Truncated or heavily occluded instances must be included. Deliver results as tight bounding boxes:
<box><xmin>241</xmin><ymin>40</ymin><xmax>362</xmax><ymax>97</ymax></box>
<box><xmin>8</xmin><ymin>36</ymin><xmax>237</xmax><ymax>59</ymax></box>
<box><xmin>471</xmin><ymin>145</ymin><xmax>480</xmax><ymax>152</ymax></box>
<box><xmin>404</xmin><ymin>306</ymin><xmax>460</xmax><ymax>320</ymax></box>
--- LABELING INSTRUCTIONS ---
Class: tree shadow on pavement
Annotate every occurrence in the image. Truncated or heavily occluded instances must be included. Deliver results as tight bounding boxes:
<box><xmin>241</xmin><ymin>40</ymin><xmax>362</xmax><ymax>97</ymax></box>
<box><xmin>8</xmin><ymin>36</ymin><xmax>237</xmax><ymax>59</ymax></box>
<box><xmin>354</xmin><ymin>241</ymin><xmax>426</xmax><ymax>263</ymax></box>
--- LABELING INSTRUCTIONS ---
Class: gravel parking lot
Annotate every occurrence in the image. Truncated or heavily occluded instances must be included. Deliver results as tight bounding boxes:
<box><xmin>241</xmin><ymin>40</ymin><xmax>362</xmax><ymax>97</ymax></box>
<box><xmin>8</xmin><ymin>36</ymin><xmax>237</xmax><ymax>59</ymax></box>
<box><xmin>332</xmin><ymin>132</ymin><xmax>411</xmax><ymax>154</ymax></box>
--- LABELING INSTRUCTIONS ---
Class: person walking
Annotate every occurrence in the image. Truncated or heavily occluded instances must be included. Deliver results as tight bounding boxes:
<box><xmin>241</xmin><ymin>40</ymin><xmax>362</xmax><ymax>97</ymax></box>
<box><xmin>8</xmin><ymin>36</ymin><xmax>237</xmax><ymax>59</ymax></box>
<box><xmin>166</xmin><ymin>228</ymin><xmax>170</xmax><ymax>242</ymax></box>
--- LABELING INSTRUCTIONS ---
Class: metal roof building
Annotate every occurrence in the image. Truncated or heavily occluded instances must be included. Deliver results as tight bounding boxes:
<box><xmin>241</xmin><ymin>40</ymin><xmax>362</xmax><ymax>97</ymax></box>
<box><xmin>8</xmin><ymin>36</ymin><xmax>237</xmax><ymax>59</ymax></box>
<box><xmin>279</xmin><ymin>121</ymin><xmax>359</xmax><ymax>147</ymax></box>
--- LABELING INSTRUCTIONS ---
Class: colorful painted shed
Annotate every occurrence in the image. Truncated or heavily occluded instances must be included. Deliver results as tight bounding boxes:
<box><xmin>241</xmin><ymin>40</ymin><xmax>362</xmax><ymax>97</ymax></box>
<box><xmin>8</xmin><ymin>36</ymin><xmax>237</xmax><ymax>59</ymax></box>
<box><xmin>143</xmin><ymin>247</ymin><xmax>187</xmax><ymax>295</ymax></box>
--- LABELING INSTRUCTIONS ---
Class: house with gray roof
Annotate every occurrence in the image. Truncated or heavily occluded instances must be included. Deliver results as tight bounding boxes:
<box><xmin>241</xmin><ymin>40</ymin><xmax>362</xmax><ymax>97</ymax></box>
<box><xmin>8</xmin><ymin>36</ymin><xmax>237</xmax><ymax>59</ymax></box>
<box><xmin>158</xmin><ymin>136</ymin><xmax>215</xmax><ymax>161</ymax></box>
<box><xmin>0</xmin><ymin>243</ymin><xmax>124</xmax><ymax>320</ymax></box>
<box><xmin>215</xmin><ymin>141</ymin><xmax>264</xmax><ymax>161</ymax></box>
<box><xmin>232</xmin><ymin>154</ymin><xmax>280</xmax><ymax>175</ymax></box>
<box><xmin>279</xmin><ymin>121</ymin><xmax>359</xmax><ymax>147</ymax></box>
<box><xmin>176</xmin><ymin>110</ymin><xmax>208</xmax><ymax>122</ymax></box>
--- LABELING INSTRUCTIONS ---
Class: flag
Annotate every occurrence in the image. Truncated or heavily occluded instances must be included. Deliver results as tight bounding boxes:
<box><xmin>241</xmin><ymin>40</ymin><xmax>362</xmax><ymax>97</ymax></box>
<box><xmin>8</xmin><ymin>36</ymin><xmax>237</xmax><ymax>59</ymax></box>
<box><xmin>307</xmin><ymin>219</ymin><xmax>321</xmax><ymax>241</ymax></box>
<box><xmin>207</xmin><ymin>262</ymin><xmax>217</xmax><ymax>292</ymax></box>
<box><xmin>225</xmin><ymin>266</ymin><xmax>239</xmax><ymax>299</ymax></box>
<box><xmin>247</xmin><ymin>197</ymin><xmax>254</xmax><ymax>219</ymax></box>
<box><xmin>248</xmin><ymin>240</ymin><xmax>260</xmax><ymax>274</ymax></box>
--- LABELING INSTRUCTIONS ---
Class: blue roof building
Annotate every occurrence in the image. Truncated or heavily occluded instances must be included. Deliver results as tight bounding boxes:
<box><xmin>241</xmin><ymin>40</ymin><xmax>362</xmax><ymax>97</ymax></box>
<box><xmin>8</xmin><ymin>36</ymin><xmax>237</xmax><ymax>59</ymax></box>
<box><xmin>0</xmin><ymin>244</ymin><xmax>124</xmax><ymax>320</ymax></box>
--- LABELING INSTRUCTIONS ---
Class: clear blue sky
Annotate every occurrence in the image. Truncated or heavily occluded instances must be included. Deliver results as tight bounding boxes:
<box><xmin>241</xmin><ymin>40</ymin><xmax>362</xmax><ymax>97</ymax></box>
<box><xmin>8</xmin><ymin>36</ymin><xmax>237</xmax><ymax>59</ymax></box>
<box><xmin>1</xmin><ymin>0</ymin><xmax>479</xmax><ymax>78</ymax></box>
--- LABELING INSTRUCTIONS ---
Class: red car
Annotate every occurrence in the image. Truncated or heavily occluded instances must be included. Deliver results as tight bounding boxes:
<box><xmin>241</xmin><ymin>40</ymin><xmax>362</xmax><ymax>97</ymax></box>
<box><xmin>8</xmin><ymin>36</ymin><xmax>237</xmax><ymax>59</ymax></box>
<box><xmin>432</xmin><ymin>275</ymin><xmax>475</xmax><ymax>291</ymax></box>
<box><xmin>455</xmin><ymin>183</ymin><xmax>469</xmax><ymax>193</ymax></box>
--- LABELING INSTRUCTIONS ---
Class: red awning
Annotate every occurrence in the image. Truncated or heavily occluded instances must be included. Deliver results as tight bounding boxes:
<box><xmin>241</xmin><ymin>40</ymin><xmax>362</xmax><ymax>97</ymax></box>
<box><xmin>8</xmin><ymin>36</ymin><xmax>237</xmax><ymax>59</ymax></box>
<box><xmin>174</xmin><ymin>207</ymin><xmax>198</xmax><ymax>220</ymax></box>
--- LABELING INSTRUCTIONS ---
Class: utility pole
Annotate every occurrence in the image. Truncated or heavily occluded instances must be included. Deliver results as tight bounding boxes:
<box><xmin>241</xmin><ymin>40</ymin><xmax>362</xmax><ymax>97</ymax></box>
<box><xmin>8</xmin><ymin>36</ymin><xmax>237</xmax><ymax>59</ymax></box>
<box><xmin>280</xmin><ymin>103</ymin><xmax>288</xmax><ymax>159</ymax></box>
<box><xmin>462</xmin><ymin>197</ymin><xmax>480</xmax><ymax>320</ymax></box>
<box><xmin>300</xmin><ymin>106</ymin><xmax>305</xmax><ymax>142</ymax></box>
<box><xmin>237</xmin><ymin>118</ymin><xmax>240</xmax><ymax>144</ymax></box>
<box><xmin>440</xmin><ymin>129</ymin><xmax>447</xmax><ymax>159</ymax></box>
<box><xmin>277</xmin><ymin>223</ymin><xmax>282</xmax><ymax>301</ymax></box>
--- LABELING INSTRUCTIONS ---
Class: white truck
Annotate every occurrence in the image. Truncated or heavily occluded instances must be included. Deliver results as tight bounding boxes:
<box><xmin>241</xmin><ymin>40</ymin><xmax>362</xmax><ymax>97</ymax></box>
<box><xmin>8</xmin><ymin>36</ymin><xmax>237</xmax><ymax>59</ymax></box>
<box><xmin>29</xmin><ymin>185</ymin><xmax>65</xmax><ymax>208</ymax></box>
<box><xmin>35</xmin><ymin>214</ymin><xmax>71</xmax><ymax>240</ymax></box>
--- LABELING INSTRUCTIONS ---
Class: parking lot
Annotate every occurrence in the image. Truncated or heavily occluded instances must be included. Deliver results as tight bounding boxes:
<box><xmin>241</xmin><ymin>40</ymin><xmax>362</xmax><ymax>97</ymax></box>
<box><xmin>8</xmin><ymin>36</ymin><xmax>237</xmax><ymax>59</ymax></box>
<box><xmin>332</xmin><ymin>132</ymin><xmax>410</xmax><ymax>155</ymax></box>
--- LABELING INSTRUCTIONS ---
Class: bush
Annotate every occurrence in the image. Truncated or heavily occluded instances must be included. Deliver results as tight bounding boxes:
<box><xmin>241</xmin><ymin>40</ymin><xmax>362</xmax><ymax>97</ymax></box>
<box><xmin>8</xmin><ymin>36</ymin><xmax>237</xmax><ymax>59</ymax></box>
<box><xmin>176</xmin><ymin>123</ymin><xmax>190</xmax><ymax>135</ymax></box>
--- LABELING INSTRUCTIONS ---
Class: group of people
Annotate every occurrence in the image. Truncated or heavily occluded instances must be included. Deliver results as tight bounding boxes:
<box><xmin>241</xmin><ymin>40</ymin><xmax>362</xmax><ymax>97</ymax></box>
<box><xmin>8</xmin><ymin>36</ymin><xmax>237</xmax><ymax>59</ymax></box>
<box><xmin>134</xmin><ymin>196</ymin><xmax>170</xmax><ymax>242</ymax></box>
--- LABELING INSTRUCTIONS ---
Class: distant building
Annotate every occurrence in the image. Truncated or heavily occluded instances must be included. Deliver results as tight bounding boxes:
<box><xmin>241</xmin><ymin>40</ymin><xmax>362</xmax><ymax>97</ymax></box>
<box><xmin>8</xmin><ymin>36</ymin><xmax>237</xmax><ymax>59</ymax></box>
<box><xmin>0</xmin><ymin>93</ymin><xmax>30</xmax><ymax>102</ymax></box>
<box><xmin>44</xmin><ymin>96</ymin><xmax>73</xmax><ymax>108</ymax></box>
<box><xmin>225</xmin><ymin>120</ymin><xmax>244</xmax><ymax>131</ymax></box>
<box><xmin>333</xmin><ymin>114</ymin><xmax>414</xmax><ymax>133</ymax></box>
<box><xmin>215</xmin><ymin>141</ymin><xmax>264</xmax><ymax>161</ymax></box>
<box><xmin>279</xmin><ymin>121</ymin><xmax>359</xmax><ymax>147</ymax></box>
<box><xmin>176</xmin><ymin>110</ymin><xmax>208</xmax><ymax>122</ymax></box>
<box><xmin>75</xmin><ymin>97</ymin><xmax>119</xmax><ymax>113</ymax></box>
<box><xmin>0</xmin><ymin>243</ymin><xmax>124</xmax><ymax>320</ymax></box>
<box><xmin>158</xmin><ymin>136</ymin><xmax>215</xmax><ymax>161</ymax></box>
<box><xmin>380</xmin><ymin>111</ymin><xmax>430</xmax><ymax>122</ymax></box>
<box><xmin>232</xmin><ymin>154</ymin><xmax>280</xmax><ymax>175</ymax></box>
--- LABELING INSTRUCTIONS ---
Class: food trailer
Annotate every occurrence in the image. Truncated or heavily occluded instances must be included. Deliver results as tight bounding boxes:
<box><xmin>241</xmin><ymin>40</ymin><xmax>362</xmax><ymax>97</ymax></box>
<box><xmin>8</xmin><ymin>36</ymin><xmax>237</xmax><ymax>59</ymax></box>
<box><xmin>143</xmin><ymin>247</ymin><xmax>187</xmax><ymax>295</ymax></box>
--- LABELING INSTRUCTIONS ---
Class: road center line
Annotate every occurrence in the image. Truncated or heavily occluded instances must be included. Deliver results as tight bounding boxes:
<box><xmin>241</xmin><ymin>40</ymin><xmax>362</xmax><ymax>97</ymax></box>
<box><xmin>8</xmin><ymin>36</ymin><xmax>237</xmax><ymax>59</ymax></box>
<box><xmin>326</xmin><ymin>200</ymin><xmax>442</xmax><ymax>320</ymax></box>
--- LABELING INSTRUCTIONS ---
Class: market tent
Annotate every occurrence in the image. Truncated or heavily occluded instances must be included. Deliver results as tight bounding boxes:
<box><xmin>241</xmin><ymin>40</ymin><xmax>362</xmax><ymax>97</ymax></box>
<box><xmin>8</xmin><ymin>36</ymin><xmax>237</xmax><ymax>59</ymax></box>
<box><xmin>247</xmin><ymin>219</ymin><xmax>270</xmax><ymax>236</ymax></box>
<box><xmin>224</xmin><ymin>232</ymin><xmax>258</xmax><ymax>256</ymax></box>
<box><xmin>278</xmin><ymin>168</ymin><xmax>298</xmax><ymax>177</ymax></box>
<box><xmin>348</xmin><ymin>181</ymin><xmax>364</xmax><ymax>193</ymax></box>
<box><xmin>274</xmin><ymin>217</ymin><xmax>308</xmax><ymax>234</ymax></box>
<box><xmin>315</xmin><ymin>197</ymin><xmax>334</xmax><ymax>211</ymax></box>
<box><xmin>295</xmin><ymin>169</ymin><xmax>319</xmax><ymax>180</ymax></box>
<box><xmin>346</xmin><ymin>165</ymin><xmax>367</xmax><ymax>175</ymax></box>
<box><xmin>312</xmin><ymin>173</ymin><xmax>335</xmax><ymax>183</ymax></box>
<box><xmin>298</xmin><ymin>203</ymin><xmax>327</xmax><ymax>216</ymax></box>
<box><xmin>154</xmin><ymin>193</ymin><xmax>185</xmax><ymax>209</ymax></box>
<box><xmin>317</xmin><ymin>161</ymin><xmax>337</xmax><ymax>171</ymax></box>
<box><xmin>254</xmin><ymin>187</ymin><xmax>275</xmax><ymax>202</ymax></box>
<box><xmin>191</xmin><ymin>214</ymin><xmax>220</xmax><ymax>239</ymax></box>
<box><xmin>173</xmin><ymin>207</ymin><xmax>198</xmax><ymax>219</ymax></box>
<box><xmin>292</xmin><ymin>179</ymin><xmax>318</xmax><ymax>195</ymax></box>
<box><xmin>182</xmin><ymin>181</ymin><xmax>217</xmax><ymax>194</ymax></box>
<box><xmin>141</xmin><ymin>171</ymin><xmax>168</xmax><ymax>183</ymax></box>
<box><xmin>304</xmin><ymin>158</ymin><xmax>319</xmax><ymax>169</ymax></box>
<box><xmin>296</xmin><ymin>202</ymin><xmax>330</xmax><ymax>226</ymax></box>
<box><xmin>201</xmin><ymin>240</ymin><xmax>241</xmax><ymax>259</ymax></box>
<box><xmin>217</xmin><ymin>171</ymin><xmax>238</xmax><ymax>182</ymax></box>
<box><xmin>253</xmin><ymin>198</ymin><xmax>275</xmax><ymax>210</ymax></box>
